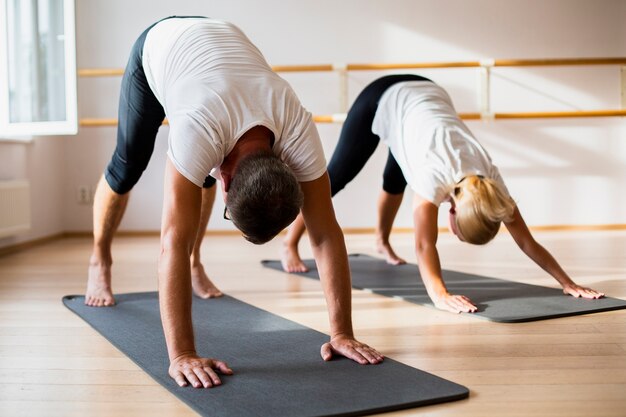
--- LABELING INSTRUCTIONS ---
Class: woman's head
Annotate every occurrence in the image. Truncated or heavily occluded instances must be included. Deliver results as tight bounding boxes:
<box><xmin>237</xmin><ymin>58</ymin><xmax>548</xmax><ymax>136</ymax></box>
<box><xmin>448</xmin><ymin>175</ymin><xmax>515</xmax><ymax>245</ymax></box>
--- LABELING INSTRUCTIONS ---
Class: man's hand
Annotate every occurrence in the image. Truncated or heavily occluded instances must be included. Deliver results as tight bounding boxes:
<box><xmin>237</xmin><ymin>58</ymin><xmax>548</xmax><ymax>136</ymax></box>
<box><xmin>562</xmin><ymin>284</ymin><xmax>605</xmax><ymax>299</ymax></box>
<box><xmin>169</xmin><ymin>352</ymin><xmax>233</xmax><ymax>388</ymax></box>
<box><xmin>433</xmin><ymin>293</ymin><xmax>478</xmax><ymax>313</ymax></box>
<box><xmin>321</xmin><ymin>335</ymin><xmax>384</xmax><ymax>365</ymax></box>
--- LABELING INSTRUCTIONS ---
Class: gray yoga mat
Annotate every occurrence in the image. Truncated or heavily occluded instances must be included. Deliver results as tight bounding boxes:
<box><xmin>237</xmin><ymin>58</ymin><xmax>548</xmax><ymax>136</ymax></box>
<box><xmin>262</xmin><ymin>254</ymin><xmax>626</xmax><ymax>323</ymax></box>
<box><xmin>63</xmin><ymin>292</ymin><xmax>468</xmax><ymax>417</ymax></box>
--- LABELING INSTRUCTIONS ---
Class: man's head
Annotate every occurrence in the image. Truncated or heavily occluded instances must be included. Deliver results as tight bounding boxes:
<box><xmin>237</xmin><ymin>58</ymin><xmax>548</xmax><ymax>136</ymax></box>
<box><xmin>226</xmin><ymin>151</ymin><xmax>303</xmax><ymax>244</ymax></box>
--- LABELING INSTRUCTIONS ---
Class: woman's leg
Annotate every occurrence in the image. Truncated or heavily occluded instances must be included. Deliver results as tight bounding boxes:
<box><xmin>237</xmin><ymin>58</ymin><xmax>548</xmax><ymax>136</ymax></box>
<box><xmin>376</xmin><ymin>151</ymin><xmax>408</xmax><ymax>265</ymax></box>
<box><xmin>282</xmin><ymin>85</ymin><xmax>384</xmax><ymax>272</ymax></box>
<box><xmin>282</xmin><ymin>75</ymin><xmax>427</xmax><ymax>272</ymax></box>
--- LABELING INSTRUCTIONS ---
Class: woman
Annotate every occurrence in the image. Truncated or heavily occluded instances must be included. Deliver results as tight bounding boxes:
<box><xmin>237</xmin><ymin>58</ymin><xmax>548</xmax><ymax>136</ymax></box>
<box><xmin>282</xmin><ymin>74</ymin><xmax>604</xmax><ymax>313</ymax></box>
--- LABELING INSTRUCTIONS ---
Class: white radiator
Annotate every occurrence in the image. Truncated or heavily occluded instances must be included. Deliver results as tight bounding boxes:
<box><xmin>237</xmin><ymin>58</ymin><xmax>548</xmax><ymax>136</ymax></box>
<box><xmin>0</xmin><ymin>180</ymin><xmax>31</xmax><ymax>238</ymax></box>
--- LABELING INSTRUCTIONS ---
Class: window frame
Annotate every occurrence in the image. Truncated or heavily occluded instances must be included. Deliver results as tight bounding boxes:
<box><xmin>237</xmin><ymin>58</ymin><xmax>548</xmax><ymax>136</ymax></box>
<box><xmin>0</xmin><ymin>0</ymin><xmax>77</xmax><ymax>139</ymax></box>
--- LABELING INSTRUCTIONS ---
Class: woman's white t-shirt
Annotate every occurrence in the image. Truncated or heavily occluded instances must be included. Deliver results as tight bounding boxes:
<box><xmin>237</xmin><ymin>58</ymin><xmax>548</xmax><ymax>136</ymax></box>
<box><xmin>372</xmin><ymin>81</ymin><xmax>510</xmax><ymax>206</ymax></box>
<box><xmin>142</xmin><ymin>18</ymin><xmax>326</xmax><ymax>186</ymax></box>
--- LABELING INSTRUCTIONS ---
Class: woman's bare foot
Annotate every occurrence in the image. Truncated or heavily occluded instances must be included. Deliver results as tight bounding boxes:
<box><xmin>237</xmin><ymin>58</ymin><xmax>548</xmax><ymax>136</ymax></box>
<box><xmin>376</xmin><ymin>239</ymin><xmax>406</xmax><ymax>266</ymax></box>
<box><xmin>191</xmin><ymin>264</ymin><xmax>223</xmax><ymax>299</ymax></box>
<box><xmin>86</xmin><ymin>258</ymin><xmax>116</xmax><ymax>307</ymax></box>
<box><xmin>281</xmin><ymin>244</ymin><xmax>309</xmax><ymax>273</ymax></box>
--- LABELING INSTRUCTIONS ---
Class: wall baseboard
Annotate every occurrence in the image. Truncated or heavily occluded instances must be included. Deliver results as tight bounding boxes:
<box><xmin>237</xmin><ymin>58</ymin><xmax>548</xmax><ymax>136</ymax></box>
<box><xmin>1</xmin><ymin>224</ymin><xmax>625</xmax><ymax>258</ymax></box>
<box><xmin>0</xmin><ymin>233</ymin><xmax>66</xmax><ymax>257</ymax></box>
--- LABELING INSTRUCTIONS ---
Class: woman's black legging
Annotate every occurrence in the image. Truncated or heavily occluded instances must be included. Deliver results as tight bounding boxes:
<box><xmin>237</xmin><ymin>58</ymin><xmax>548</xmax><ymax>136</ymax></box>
<box><xmin>327</xmin><ymin>74</ymin><xmax>432</xmax><ymax>197</ymax></box>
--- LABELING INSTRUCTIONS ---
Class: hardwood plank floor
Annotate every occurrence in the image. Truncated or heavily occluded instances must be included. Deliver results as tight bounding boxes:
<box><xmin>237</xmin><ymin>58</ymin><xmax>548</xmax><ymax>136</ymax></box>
<box><xmin>0</xmin><ymin>231</ymin><xmax>624</xmax><ymax>416</ymax></box>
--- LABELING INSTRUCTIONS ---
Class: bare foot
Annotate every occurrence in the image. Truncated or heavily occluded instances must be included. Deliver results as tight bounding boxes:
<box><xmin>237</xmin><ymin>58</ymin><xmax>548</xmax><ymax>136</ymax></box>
<box><xmin>376</xmin><ymin>239</ymin><xmax>406</xmax><ymax>266</ymax></box>
<box><xmin>86</xmin><ymin>258</ymin><xmax>116</xmax><ymax>307</ymax></box>
<box><xmin>281</xmin><ymin>244</ymin><xmax>309</xmax><ymax>273</ymax></box>
<box><xmin>191</xmin><ymin>264</ymin><xmax>223</xmax><ymax>299</ymax></box>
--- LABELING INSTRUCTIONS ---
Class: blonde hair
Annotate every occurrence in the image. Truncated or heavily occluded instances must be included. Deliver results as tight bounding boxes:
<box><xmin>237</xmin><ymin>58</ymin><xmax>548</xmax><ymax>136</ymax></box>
<box><xmin>453</xmin><ymin>175</ymin><xmax>516</xmax><ymax>245</ymax></box>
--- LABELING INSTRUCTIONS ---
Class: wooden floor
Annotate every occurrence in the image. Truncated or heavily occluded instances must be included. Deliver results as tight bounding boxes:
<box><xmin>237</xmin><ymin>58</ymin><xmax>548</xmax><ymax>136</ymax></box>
<box><xmin>1</xmin><ymin>230</ymin><xmax>625</xmax><ymax>416</ymax></box>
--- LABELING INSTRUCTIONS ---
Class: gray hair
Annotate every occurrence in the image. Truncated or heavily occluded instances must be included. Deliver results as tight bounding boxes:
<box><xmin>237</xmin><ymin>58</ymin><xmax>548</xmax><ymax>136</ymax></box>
<box><xmin>228</xmin><ymin>151</ymin><xmax>304</xmax><ymax>244</ymax></box>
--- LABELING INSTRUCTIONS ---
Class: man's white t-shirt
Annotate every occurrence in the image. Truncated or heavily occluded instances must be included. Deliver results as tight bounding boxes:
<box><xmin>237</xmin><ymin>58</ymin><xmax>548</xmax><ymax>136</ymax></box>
<box><xmin>142</xmin><ymin>18</ymin><xmax>326</xmax><ymax>186</ymax></box>
<box><xmin>372</xmin><ymin>81</ymin><xmax>510</xmax><ymax>206</ymax></box>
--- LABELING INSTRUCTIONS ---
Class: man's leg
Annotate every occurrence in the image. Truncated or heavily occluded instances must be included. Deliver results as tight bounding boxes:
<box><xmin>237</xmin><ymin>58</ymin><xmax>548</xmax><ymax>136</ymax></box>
<box><xmin>86</xmin><ymin>176</ymin><xmax>129</xmax><ymax>306</ymax></box>
<box><xmin>190</xmin><ymin>184</ymin><xmax>224</xmax><ymax>298</ymax></box>
<box><xmin>85</xmin><ymin>20</ymin><xmax>165</xmax><ymax>306</ymax></box>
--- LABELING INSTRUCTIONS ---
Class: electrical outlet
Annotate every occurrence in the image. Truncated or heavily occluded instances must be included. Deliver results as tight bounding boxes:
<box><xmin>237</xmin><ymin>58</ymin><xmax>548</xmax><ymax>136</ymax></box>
<box><xmin>77</xmin><ymin>186</ymin><xmax>91</xmax><ymax>204</ymax></box>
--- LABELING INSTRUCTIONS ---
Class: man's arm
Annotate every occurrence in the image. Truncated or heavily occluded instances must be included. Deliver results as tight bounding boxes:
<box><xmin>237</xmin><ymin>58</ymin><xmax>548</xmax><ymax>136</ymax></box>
<box><xmin>159</xmin><ymin>158</ymin><xmax>233</xmax><ymax>388</ymax></box>
<box><xmin>299</xmin><ymin>172</ymin><xmax>383</xmax><ymax>365</ymax></box>
<box><xmin>504</xmin><ymin>206</ymin><xmax>604</xmax><ymax>298</ymax></box>
<box><xmin>412</xmin><ymin>197</ymin><xmax>477</xmax><ymax>313</ymax></box>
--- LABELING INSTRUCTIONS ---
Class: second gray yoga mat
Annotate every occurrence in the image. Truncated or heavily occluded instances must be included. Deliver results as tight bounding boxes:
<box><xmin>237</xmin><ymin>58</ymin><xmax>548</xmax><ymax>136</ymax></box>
<box><xmin>262</xmin><ymin>254</ymin><xmax>626</xmax><ymax>323</ymax></box>
<box><xmin>63</xmin><ymin>292</ymin><xmax>468</xmax><ymax>417</ymax></box>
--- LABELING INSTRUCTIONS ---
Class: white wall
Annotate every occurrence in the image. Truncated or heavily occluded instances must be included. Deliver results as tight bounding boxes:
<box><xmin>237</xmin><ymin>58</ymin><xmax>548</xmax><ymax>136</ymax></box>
<box><xmin>56</xmin><ymin>0</ymin><xmax>626</xmax><ymax>232</ymax></box>
<box><xmin>0</xmin><ymin>137</ymin><xmax>65</xmax><ymax>248</ymax></box>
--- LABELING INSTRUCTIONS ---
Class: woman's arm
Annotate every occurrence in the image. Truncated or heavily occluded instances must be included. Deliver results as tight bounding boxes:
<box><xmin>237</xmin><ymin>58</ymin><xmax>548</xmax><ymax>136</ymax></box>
<box><xmin>504</xmin><ymin>206</ymin><xmax>604</xmax><ymax>298</ymax></box>
<box><xmin>413</xmin><ymin>196</ymin><xmax>478</xmax><ymax>313</ymax></box>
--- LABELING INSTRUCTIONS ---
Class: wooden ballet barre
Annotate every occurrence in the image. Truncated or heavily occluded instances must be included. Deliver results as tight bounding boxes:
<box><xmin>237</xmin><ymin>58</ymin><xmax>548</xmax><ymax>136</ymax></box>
<box><xmin>494</xmin><ymin>110</ymin><xmax>626</xmax><ymax>119</ymax></box>
<box><xmin>313</xmin><ymin>115</ymin><xmax>335</xmax><ymax>123</ymax></box>
<box><xmin>270</xmin><ymin>64</ymin><xmax>334</xmax><ymax>72</ymax></box>
<box><xmin>78</xmin><ymin>68</ymin><xmax>125</xmax><ymax>77</ymax></box>
<box><xmin>346</xmin><ymin>57</ymin><xmax>626</xmax><ymax>71</ymax></box>
<box><xmin>79</xmin><ymin>118</ymin><xmax>119</xmax><ymax>126</ymax></box>
<box><xmin>78</xmin><ymin>57</ymin><xmax>626</xmax><ymax>78</ymax></box>
<box><xmin>79</xmin><ymin>118</ymin><xmax>170</xmax><ymax>127</ymax></box>
<box><xmin>79</xmin><ymin>117</ymin><xmax>340</xmax><ymax>126</ymax></box>
<box><xmin>78</xmin><ymin>64</ymin><xmax>335</xmax><ymax>78</ymax></box>
<box><xmin>346</xmin><ymin>61</ymin><xmax>482</xmax><ymax>70</ymax></box>
<box><xmin>493</xmin><ymin>58</ymin><xmax>626</xmax><ymax>67</ymax></box>
<box><xmin>79</xmin><ymin>110</ymin><xmax>625</xmax><ymax>127</ymax></box>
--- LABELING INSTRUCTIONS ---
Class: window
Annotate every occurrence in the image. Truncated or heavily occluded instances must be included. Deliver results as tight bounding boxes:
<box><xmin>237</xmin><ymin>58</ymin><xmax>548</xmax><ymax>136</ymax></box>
<box><xmin>0</xmin><ymin>0</ymin><xmax>76</xmax><ymax>139</ymax></box>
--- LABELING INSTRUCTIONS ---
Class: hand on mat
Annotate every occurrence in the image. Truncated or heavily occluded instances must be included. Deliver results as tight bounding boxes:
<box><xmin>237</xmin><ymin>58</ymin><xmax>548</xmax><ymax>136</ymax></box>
<box><xmin>321</xmin><ymin>336</ymin><xmax>384</xmax><ymax>365</ymax></box>
<box><xmin>434</xmin><ymin>293</ymin><xmax>478</xmax><ymax>314</ymax></box>
<box><xmin>562</xmin><ymin>284</ymin><xmax>605</xmax><ymax>299</ymax></box>
<box><xmin>169</xmin><ymin>353</ymin><xmax>233</xmax><ymax>388</ymax></box>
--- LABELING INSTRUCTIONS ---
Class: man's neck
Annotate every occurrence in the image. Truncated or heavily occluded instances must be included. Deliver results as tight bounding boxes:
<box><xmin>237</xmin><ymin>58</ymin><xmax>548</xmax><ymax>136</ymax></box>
<box><xmin>220</xmin><ymin>125</ymin><xmax>274</xmax><ymax>191</ymax></box>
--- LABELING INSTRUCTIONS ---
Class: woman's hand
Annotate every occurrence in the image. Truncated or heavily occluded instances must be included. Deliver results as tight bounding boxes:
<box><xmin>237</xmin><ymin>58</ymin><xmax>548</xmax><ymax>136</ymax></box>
<box><xmin>562</xmin><ymin>284</ymin><xmax>605</xmax><ymax>299</ymax></box>
<box><xmin>433</xmin><ymin>293</ymin><xmax>478</xmax><ymax>313</ymax></box>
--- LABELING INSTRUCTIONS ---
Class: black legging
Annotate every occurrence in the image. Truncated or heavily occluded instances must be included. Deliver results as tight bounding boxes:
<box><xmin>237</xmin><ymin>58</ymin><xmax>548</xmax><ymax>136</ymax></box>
<box><xmin>105</xmin><ymin>16</ymin><xmax>216</xmax><ymax>194</ymax></box>
<box><xmin>327</xmin><ymin>74</ymin><xmax>432</xmax><ymax>196</ymax></box>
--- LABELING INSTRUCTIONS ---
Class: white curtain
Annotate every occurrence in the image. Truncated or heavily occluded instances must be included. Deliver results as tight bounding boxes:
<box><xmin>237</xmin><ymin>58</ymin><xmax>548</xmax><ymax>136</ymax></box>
<box><xmin>7</xmin><ymin>0</ymin><xmax>66</xmax><ymax>123</ymax></box>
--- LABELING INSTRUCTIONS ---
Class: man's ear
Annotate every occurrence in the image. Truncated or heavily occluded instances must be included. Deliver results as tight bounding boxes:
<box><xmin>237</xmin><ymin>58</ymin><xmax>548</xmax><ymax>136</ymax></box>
<box><xmin>221</xmin><ymin>172</ymin><xmax>232</xmax><ymax>192</ymax></box>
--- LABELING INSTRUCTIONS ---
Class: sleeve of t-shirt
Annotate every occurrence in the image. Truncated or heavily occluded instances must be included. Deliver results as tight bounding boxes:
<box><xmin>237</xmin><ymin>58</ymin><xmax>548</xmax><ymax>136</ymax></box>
<box><xmin>276</xmin><ymin>112</ymin><xmax>327</xmax><ymax>183</ymax></box>
<box><xmin>412</xmin><ymin>168</ymin><xmax>449</xmax><ymax>206</ymax></box>
<box><xmin>490</xmin><ymin>164</ymin><xmax>512</xmax><ymax>199</ymax></box>
<box><xmin>167</xmin><ymin>120</ymin><xmax>221</xmax><ymax>187</ymax></box>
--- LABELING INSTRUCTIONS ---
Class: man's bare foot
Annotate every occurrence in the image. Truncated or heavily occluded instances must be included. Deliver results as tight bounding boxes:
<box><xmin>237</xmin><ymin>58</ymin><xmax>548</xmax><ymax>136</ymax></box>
<box><xmin>191</xmin><ymin>264</ymin><xmax>223</xmax><ymax>299</ymax></box>
<box><xmin>281</xmin><ymin>244</ymin><xmax>308</xmax><ymax>273</ymax></box>
<box><xmin>376</xmin><ymin>239</ymin><xmax>406</xmax><ymax>266</ymax></box>
<box><xmin>86</xmin><ymin>258</ymin><xmax>116</xmax><ymax>307</ymax></box>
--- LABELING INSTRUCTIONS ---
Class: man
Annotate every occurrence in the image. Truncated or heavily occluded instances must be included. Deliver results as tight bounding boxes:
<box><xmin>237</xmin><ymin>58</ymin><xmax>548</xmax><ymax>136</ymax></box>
<box><xmin>86</xmin><ymin>16</ymin><xmax>223</xmax><ymax>307</ymax></box>
<box><xmin>89</xmin><ymin>16</ymin><xmax>383</xmax><ymax>389</ymax></box>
